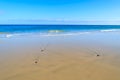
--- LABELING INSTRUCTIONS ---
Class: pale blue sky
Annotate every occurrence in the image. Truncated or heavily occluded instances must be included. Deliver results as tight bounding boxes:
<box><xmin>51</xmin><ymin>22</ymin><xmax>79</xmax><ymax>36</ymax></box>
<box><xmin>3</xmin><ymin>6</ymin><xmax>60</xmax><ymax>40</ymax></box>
<box><xmin>0</xmin><ymin>0</ymin><xmax>120</xmax><ymax>24</ymax></box>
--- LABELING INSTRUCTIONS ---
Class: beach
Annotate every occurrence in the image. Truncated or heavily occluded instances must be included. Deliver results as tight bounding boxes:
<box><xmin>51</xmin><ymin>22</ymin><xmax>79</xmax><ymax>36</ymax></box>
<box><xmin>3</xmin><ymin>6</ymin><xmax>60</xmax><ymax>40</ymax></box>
<box><xmin>0</xmin><ymin>30</ymin><xmax>120</xmax><ymax>80</ymax></box>
<box><xmin>1</xmin><ymin>0</ymin><xmax>120</xmax><ymax>79</ymax></box>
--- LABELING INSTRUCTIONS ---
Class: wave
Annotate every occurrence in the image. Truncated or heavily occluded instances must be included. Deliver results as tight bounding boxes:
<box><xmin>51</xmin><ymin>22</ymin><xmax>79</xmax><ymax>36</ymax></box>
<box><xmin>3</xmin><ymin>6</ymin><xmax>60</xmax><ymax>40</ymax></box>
<box><xmin>6</xmin><ymin>34</ymin><xmax>13</xmax><ymax>38</ymax></box>
<box><xmin>100</xmin><ymin>29</ymin><xmax>120</xmax><ymax>32</ymax></box>
<box><xmin>41</xmin><ymin>32</ymin><xmax>91</xmax><ymax>37</ymax></box>
<box><xmin>0</xmin><ymin>32</ymin><xmax>91</xmax><ymax>38</ymax></box>
<box><xmin>0</xmin><ymin>29</ymin><xmax>120</xmax><ymax>38</ymax></box>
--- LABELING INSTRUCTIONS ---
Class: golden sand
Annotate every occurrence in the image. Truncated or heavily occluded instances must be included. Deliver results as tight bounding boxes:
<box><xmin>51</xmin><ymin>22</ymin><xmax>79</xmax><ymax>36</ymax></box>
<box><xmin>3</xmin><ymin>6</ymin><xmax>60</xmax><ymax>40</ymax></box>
<box><xmin>0</xmin><ymin>45</ymin><xmax>120</xmax><ymax>80</ymax></box>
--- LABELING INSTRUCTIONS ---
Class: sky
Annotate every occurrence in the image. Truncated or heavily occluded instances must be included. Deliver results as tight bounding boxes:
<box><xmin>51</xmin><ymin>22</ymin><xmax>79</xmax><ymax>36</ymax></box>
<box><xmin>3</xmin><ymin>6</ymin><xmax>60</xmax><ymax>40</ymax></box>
<box><xmin>0</xmin><ymin>0</ymin><xmax>120</xmax><ymax>24</ymax></box>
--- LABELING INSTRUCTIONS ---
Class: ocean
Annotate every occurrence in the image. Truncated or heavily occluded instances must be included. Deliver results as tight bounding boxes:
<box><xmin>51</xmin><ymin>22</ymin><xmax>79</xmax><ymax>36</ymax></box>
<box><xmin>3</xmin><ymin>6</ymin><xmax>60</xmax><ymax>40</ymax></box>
<box><xmin>0</xmin><ymin>25</ymin><xmax>120</xmax><ymax>38</ymax></box>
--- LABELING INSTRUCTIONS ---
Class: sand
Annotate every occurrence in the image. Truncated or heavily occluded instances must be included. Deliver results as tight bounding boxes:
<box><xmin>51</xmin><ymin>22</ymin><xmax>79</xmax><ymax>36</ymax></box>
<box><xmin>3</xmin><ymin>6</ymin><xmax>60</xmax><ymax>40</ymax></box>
<box><xmin>0</xmin><ymin>33</ymin><xmax>120</xmax><ymax>80</ymax></box>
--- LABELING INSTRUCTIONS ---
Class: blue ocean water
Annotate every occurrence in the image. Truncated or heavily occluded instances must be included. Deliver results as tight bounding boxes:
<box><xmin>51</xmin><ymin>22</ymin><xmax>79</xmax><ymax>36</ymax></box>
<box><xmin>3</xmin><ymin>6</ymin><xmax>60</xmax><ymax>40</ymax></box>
<box><xmin>0</xmin><ymin>25</ymin><xmax>120</xmax><ymax>37</ymax></box>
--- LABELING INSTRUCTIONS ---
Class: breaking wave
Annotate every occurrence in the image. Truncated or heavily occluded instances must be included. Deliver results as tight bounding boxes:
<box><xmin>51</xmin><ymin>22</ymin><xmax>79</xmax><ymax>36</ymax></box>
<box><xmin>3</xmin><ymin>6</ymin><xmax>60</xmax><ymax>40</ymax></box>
<box><xmin>0</xmin><ymin>29</ymin><xmax>120</xmax><ymax>38</ymax></box>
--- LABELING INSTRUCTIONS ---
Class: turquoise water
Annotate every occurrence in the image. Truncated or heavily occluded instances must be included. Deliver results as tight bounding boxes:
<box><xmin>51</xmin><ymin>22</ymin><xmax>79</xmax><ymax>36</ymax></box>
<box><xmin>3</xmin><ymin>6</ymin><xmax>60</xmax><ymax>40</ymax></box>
<box><xmin>0</xmin><ymin>25</ymin><xmax>120</xmax><ymax>37</ymax></box>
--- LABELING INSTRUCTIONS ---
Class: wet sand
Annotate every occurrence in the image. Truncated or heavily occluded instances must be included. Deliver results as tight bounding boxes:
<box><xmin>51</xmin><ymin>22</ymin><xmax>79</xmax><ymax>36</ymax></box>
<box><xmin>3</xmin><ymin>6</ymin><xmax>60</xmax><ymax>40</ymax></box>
<box><xmin>0</xmin><ymin>32</ymin><xmax>120</xmax><ymax>80</ymax></box>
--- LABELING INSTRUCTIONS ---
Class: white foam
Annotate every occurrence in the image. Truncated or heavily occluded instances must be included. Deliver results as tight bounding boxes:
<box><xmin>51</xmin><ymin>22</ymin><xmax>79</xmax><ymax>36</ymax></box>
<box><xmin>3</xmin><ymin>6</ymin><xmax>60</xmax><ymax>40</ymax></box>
<box><xmin>41</xmin><ymin>32</ymin><xmax>91</xmax><ymax>37</ymax></box>
<box><xmin>2</xmin><ymin>29</ymin><xmax>120</xmax><ymax>38</ymax></box>
<box><xmin>6</xmin><ymin>34</ymin><xmax>13</xmax><ymax>38</ymax></box>
<box><xmin>100</xmin><ymin>29</ymin><xmax>120</xmax><ymax>32</ymax></box>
